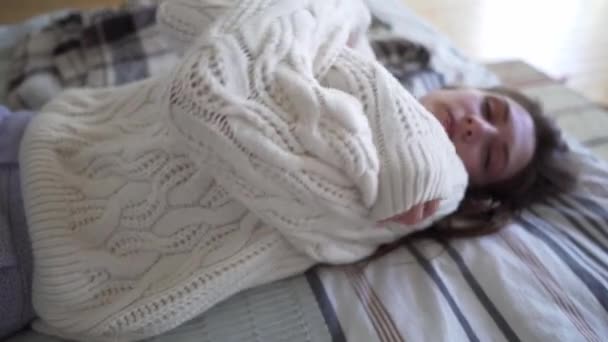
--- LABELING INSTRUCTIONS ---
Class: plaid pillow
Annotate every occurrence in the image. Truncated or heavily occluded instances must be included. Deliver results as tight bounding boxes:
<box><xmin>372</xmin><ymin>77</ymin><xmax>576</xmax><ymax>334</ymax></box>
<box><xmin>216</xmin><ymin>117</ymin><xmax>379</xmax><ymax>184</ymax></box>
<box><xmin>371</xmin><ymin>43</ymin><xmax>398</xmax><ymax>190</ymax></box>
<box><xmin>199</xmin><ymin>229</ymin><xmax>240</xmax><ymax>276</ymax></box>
<box><xmin>5</xmin><ymin>2</ymin><xmax>486</xmax><ymax>110</ymax></box>
<box><xmin>6</xmin><ymin>5</ymin><xmax>179</xmax><ymax>110</ymax></box>
<box><xmin>370</xmin><ymin>37</ymin><xmax>445</xmax><ymax>98</ymax></box>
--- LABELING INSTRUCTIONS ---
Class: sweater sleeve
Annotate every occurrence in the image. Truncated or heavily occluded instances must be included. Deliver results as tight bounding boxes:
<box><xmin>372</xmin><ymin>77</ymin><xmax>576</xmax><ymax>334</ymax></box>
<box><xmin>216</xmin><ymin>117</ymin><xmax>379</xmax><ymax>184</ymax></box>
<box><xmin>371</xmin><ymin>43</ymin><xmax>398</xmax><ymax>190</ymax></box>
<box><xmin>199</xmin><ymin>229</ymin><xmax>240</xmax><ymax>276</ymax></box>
<box><xmin>161</xmin><ymin>0</ymin><xmax>393</xmax><ymax>264</ymax></box>
<box><xmin>162</xmin><ymin>0</ymin><xmax>467</xmax><ymax>263</ymax></box>
<box><xmin>156</xmin><ymin>0</ymin><xmax>237</xmax><ymax>51</ymax></box>
<box><xmin>322</xmin><ymin>48</ymin><xmax>468</xmax><ymax>223</ymax></box>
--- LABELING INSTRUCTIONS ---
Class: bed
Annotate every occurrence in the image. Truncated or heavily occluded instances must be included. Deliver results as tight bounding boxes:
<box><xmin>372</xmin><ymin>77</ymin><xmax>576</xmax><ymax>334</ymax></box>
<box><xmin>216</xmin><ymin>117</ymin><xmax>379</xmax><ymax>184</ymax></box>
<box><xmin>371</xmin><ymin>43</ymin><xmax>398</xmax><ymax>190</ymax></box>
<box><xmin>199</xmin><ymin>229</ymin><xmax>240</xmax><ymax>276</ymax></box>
<box><xmin>2</xmin><ymin>0</ymin><xmax>607</xmax><ymax>341</ymax></box>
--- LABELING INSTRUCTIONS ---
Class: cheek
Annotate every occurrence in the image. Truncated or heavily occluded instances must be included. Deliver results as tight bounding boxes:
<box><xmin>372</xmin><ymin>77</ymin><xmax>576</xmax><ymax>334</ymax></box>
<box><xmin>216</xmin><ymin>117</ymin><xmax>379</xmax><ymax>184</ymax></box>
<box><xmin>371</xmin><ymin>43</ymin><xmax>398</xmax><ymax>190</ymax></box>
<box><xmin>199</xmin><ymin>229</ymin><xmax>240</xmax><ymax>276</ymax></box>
<box><xmin>420</xmin><ymin>100</ymin><xmax>440</xmax><ymax>118</ymax></box>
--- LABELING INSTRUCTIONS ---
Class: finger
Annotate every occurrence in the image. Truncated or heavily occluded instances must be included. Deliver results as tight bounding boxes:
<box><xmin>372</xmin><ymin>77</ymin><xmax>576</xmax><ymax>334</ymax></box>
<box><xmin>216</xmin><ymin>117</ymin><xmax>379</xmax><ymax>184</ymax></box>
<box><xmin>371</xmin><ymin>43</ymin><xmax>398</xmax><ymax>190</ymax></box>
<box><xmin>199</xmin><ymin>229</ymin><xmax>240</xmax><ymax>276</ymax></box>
<box><xmin>377</xmin><ymin>199</ymin><xmax>441</xmax><ymax>227</ymax></box>
<box><xmin>401</xmin><ymin>204</ymin><xmax>425</xmax><ymax>225</ymax></box>
<box><xmin>423</xmin><ymin>199</ymin><xmax>440</xmax><ymax>217</ymax></box>
<box><xmin>404</xmin><ymin>199</ymin><xmax>440</xmax><ymax>225</ymax></box>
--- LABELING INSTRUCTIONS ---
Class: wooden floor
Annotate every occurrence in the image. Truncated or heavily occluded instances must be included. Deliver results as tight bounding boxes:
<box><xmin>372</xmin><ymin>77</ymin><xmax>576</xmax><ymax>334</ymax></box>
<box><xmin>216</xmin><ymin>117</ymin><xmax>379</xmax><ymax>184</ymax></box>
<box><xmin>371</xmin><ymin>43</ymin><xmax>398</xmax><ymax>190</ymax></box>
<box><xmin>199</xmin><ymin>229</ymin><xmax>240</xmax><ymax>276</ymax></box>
<box><xmin>0</xmin><ymin>0</ymin><xmax>123</xmax><ymax>23</ymax></box>
<box><xmin>1</xmin><ymin>0</ymin><xmax>607</xmax><ymax>105</ymax></box>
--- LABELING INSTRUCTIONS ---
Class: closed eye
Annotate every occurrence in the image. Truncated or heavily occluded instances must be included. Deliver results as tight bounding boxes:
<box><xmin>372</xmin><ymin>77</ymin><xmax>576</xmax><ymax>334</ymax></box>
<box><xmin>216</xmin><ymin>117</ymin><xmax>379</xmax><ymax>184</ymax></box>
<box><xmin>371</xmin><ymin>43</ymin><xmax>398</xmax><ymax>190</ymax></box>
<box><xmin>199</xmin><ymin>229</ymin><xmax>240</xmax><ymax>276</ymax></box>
<box><xmin>481</xmin><ymin>98</ymin><xmax>492</xmax><ymax>121</ymax></box>
<box><xmin>484</xmin><ymin>143</ymin><xmax>492</xmax><ymax>172</ymax></box>
<box><xmin>501</xmin><ymin>99</ymin><xmax>511</xmax><ymax>123</ymax></box>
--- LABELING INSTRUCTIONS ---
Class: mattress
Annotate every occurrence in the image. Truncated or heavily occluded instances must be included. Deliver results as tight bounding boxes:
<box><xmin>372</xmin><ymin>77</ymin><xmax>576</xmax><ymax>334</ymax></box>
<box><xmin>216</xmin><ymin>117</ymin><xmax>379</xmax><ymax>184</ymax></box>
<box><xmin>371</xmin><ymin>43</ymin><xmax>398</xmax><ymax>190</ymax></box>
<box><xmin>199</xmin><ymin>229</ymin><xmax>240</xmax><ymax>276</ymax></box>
<box><xmin>3</xmin><ymin>1</ymin><xmax>608</xmax><ymax>341</ymax></box>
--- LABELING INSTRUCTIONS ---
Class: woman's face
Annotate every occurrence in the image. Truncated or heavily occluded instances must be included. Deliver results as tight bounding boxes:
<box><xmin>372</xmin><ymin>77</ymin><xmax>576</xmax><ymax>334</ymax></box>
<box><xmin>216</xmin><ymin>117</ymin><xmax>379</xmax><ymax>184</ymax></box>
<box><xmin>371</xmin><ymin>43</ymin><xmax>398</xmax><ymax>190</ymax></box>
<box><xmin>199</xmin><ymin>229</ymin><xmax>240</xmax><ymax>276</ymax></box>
<box><xmin>420</xmin><ymin>88</ymin><xmax>536</xmax><ymax>188</ymax></box>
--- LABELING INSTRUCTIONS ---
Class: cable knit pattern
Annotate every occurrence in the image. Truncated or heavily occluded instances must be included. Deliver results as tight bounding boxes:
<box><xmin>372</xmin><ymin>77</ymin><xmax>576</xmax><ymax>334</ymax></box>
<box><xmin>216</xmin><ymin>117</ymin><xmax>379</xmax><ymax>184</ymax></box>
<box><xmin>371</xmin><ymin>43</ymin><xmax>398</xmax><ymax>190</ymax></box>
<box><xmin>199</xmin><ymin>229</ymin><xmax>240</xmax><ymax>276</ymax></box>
<box><xmin>156</xmin><ymin>0</ymin><xmax>237</xmax><ymax>50</ymax></box>
<box><xmin>19</xmin><ymin>0</ymin><xmax>467</xmax><ymax>340</ymax></box>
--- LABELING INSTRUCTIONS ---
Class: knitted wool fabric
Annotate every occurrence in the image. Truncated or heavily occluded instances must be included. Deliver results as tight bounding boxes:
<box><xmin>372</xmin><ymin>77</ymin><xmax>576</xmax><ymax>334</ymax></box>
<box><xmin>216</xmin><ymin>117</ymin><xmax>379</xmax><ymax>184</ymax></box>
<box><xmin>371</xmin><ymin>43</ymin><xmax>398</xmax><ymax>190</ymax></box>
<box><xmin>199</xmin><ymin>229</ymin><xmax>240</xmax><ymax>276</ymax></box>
<box><xmin>19</xmin><ymin>0</ymin><xmax>467</xmax><ymax>340</ymax></box>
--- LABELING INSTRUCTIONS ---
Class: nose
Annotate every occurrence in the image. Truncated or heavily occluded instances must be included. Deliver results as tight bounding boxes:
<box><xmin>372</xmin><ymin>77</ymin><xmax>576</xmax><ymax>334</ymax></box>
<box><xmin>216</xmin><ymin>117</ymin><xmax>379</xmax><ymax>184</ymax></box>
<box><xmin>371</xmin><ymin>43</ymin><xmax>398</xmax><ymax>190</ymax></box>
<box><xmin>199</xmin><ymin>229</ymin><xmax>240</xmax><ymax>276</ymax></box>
<box><xmin>460</xmin><ymin>115</ymin><xmax>489</xmax><ymax>144</ymax></box>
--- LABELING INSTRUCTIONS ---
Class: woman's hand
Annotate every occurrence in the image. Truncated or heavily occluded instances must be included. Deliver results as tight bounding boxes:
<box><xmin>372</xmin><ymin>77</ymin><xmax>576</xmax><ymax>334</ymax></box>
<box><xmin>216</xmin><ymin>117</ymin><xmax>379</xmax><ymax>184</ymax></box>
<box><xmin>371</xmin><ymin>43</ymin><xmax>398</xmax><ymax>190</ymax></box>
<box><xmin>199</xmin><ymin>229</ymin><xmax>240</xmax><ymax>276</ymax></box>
<box><xmin>379</xmin><ymin>199</ymin><xmax>440</xmax><ymax>226</ymax></box>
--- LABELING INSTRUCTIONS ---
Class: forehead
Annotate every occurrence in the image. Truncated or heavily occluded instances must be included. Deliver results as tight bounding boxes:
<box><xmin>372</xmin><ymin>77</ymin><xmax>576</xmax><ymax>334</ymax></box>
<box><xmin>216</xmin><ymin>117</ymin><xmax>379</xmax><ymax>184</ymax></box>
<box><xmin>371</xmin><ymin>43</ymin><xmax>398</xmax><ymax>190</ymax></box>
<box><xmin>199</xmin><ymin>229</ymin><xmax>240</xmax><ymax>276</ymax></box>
<box><xmin>441</xmin><ymin>88</ymin><xmax>492</xmax><ymax>105</ymax></box>
<box><xmin>440</xmin><ymin>87</ymin><xmax>484</xmax><ymax>100</ymax></box>
<box><xmin>498</xmin><ymin>93</ymin><xmax>537</xmax><ymax>182</ymax></box>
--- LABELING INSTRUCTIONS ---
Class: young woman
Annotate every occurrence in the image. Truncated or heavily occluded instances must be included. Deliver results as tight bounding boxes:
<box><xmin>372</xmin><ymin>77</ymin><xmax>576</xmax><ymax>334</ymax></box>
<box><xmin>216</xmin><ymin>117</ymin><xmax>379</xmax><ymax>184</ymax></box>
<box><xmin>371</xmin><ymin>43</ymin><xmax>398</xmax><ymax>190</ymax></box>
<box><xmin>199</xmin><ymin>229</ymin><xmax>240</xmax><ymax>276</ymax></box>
<box><xmin>0</xmin><ymin>0</ymin><xmax>578</xmax><ymax>340</ymax></box>
<box><xmin>418</xmin><ymin>86</ymin><xmax>578</xmax><ymax>237</ymax></box>
<box><xmin>0</xmin><ymin>86</ymin><xmax>577</xmax><ymax>340</ymax></box>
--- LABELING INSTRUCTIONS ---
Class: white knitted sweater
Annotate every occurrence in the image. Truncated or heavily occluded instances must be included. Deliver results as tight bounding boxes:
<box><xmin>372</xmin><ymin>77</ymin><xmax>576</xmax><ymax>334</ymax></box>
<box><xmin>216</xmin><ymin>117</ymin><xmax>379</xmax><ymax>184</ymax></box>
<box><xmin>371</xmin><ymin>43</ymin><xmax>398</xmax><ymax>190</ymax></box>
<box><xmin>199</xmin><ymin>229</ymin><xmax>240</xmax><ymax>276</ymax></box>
<box><xmin>19</xmin><ymin>0</ymin><xmax>467</xmax><ymax>340</ymax></box>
